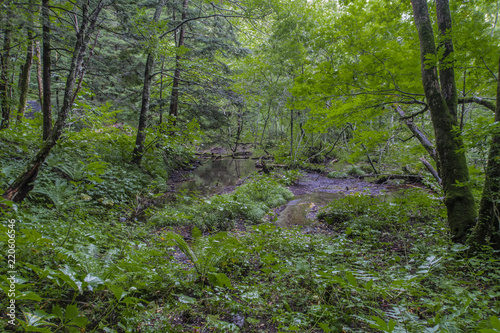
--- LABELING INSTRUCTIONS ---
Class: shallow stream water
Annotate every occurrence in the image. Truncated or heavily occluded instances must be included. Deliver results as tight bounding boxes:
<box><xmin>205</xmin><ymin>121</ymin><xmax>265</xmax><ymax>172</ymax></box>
<box><xmin>176</xmin><ymin>159</ymin><xmax>414</xmax><ymax>228</ymax></box>
<box><xmin>176</xmin><ymin>158</ymin><xmax>257</xmax><ymax>195</ymax></box>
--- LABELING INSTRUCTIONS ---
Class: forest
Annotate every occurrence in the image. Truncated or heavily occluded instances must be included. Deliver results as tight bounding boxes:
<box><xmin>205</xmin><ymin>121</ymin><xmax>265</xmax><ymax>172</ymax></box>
<box><xmin>1</xmin><ymin>0</ymin><xmax>500</xmax><ymax>331</ymax></box>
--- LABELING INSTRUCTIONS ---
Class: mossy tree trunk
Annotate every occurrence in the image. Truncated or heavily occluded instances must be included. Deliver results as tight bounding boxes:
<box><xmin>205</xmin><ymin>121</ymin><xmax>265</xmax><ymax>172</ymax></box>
<box><xmin>3</xmin><ymin>1</ymin><xmax>105</xmax><ymax>203</ymax></box>
<box><xmin>41</xmin><ymin>0</ymin><xmax>52</xmax><ymax>140</ymax></box>
<box><xmin>470</xmin><ymin>54</ymin><xmax>500</xmax><ymax>249</ymax></box>
<box><xmin>412</xmin><ymin>0</ymin><xmax>477</xmax><ymax>243</ymax></box>
<box><xmin>0</xmin><ymin>7</ymin><xmax>12</xmax><ymax>129</ymax></box>
<box><xmin>131</xmin><ymin>0</ymin><xmax>167</xmax><ymax>165</ymax></box>
<box><xmin>17</xmin><ymin>2</ymin><xmax>34</xmax><ymax>122</ymax></box>
<box><xmin>168</xmin><ymin>0</ymin><xmax>189</xmax><ymax>125</ymax></box>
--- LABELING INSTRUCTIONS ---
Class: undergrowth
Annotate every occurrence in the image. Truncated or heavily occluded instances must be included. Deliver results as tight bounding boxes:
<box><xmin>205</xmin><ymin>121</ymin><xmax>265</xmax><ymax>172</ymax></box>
<box><xmin>150</xmin><ymin>173</ymin><xmax>294</xmax><ymax>231</ymax></box>
<box><xmin>2</xmin><ymin>178</ymin><xmax>500</xmax><ymax>332</ymax></box>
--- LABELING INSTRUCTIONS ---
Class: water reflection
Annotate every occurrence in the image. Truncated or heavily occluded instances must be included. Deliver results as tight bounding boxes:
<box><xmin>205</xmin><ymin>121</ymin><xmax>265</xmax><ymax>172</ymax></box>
<box><xmin>275</xmin><ymin>192</ymin><xmax>344</xmax><ymax>228</ymax></box>
<box><xmin>177</xmin><ymin>158</ymin><xmax>257</xmax><ymax>195</ymax></box>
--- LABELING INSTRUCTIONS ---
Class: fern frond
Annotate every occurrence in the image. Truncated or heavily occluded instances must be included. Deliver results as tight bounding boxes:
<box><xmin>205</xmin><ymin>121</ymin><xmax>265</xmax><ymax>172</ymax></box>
<box><xmin>165</xmin><ymin>232</ymin><xmax>199</xmax><ymax>264</ymax></box>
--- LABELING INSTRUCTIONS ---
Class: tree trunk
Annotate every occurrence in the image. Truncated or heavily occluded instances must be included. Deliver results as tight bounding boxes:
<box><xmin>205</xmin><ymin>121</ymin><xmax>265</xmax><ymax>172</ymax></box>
<box><xmin>290</xmin><ymin>108</ymin><xmax>294</xmax><ymax>157</ymax></box>
<box><xmin>232</xmin><ymin>108</ymin><xmax>243</xmax><ymax>153</ymax></box>
<box><xmin>470</xmin><ymin>54</ymin><xmax>500</xmax><ymax>249</ymax></box>
<box><xmin>412</xmin><ymin>0</ymin><xmax>476</xmax><ymax>243</ymax></box>
<box><xmin>42</xmin><ymin>0</ymin><xmax>52</xmax><ymax>140</ymax></box>
<box><xmin>0</xmin><ymin>13</ymin><xmax>12</xmax><ymax>129</ymax></box>
<box><xmin>168</xmin><ymin>0</ymin><xmax>189</xmax><ymax>124</ymax></box>
<box><xmin>17</xmin><ymin>29</ymin><xmax>34</xmax><ymax>122</ymax></box>
<box><xmin>3</xmin><ymin>1</ymin><xmax>105</xmax><ymax>203</ymax></box>
<box><xmin>259</xmin><ymin>102</ymin><xmax>272</xmax><ymax>145</ymax></box>
<box><xmin>436</xmin><ymin>0</ymin><xmax>458</xmax><ymax>121</ymax></box>
<box><xmin>34</xmin><ymin>41</ymin><xmax>43</xmax><ymax>107</ymax></box>
<box><xmin>131</xmin><ymin>0</ymin><xmax>166</xmax><ymax>165</ymax></box>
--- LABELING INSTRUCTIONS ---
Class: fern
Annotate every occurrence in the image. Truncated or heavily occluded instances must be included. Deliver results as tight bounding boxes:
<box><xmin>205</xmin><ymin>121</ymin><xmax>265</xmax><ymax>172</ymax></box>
<box><xmin>164</xmin><ymin>231</ymin><xmax>241</xmax><ymax>282</ymax></box>
<box><xmin>32</xmin><ymin>179</ymin><xmax>79</xmax><ymax>212</ymax></box>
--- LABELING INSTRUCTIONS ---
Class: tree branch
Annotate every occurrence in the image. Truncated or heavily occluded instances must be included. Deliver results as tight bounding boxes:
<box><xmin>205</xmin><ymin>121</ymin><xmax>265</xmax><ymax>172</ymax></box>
<box><xmin>458</xmin><ymin>96</ymin><xmax>496</xmax><ymax>112</ymax></box>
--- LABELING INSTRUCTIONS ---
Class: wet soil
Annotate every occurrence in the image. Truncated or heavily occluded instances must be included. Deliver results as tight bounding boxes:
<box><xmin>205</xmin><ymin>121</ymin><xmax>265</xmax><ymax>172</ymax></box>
<box><xmin>287</xmin><ymin>171</ymin><xmax>421</xmax><ymax>196</ymax></box>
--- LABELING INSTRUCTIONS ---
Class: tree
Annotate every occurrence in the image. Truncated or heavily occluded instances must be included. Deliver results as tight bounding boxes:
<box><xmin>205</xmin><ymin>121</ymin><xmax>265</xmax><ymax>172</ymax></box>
<box><xmin>411</xmin><ymin>0</ymin><xmax>477</xmax><ymax>243</ymax></box>
<box><xmin>471</xmin><ymin>54</ymin><xmax>500</xmax><ymax>249</ymax></box>
<box><xmin>3</xmin><ymin>0</ymin><xmax>106</xmax><ymax>202</ymax></box>
<box><xmin>131</xmin><ymin>0</ymin><xmax>167</xmax><ymax>165</ymax></box>
<box><xmin>41</xmin><ymin>0</ymin><xmax>52</xmax><ymax>140</ymax></box>
<box><xmin>282</xmin><ymin>0</ymin><xmax>498</xmax><ymax>244</ymax></box>
<box><xmin>168</xmin><ymin>0</ymin><xmax>188</xmax><ymax>124</ymax></box>
<box><xmin>17</xmin><ymin>0</ymin><xmax>35</xmax><ymax>122</ymax></box>
<box><xmin>0</xmin><ymin>0</ymin><xmax>13</xmax><ymax>129</ymax></box>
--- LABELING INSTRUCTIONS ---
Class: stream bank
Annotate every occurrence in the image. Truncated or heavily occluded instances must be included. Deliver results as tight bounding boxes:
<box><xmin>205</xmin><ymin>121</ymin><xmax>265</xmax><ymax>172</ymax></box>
<box><xmin>165</xmin><ymin>157</ymin><xmax>425</xmax><ymax>234</ymax></box>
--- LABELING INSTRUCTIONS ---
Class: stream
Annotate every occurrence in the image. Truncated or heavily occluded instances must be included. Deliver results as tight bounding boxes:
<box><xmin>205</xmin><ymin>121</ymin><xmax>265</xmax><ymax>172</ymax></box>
<box><xmin>175</xmin><ymin>158</ymin><xmax>418</xmax><ymax>228</ymax></box>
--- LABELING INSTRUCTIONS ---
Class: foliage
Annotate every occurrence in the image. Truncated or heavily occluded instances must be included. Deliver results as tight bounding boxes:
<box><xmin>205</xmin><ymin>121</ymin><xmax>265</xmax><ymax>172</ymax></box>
<box><xmin>152</xmin><ymin>173</ymin><xmax>294</xmax><ymax>231</ymax></box>
<box><xmin>327</xmin><ymin>171</ymin><xmax>348</xmax><ymax>179</ymax></box>
<box><xmin>347</xmin><ymin>165</ymin><xmax>366</xmax><ymax>177</ymax></box>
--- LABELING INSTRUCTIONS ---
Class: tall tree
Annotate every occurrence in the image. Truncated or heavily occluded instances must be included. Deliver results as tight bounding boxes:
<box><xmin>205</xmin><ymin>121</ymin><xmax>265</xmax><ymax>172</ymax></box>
<box><xmin>41</xmin><ymin>0</ymin><xmax>52</xmax><ymax>140</ymax></box>
<box><xmin>411</xmin><ymin>0</ymin><xmax>477</xmax><ymax>243</ymax></box>
<box><xmin>131</xmin><ymin>0</ymin><xmax>167</xmax><ymax>165</ymax></box>
<box><xmin>3</xmin><ymin>0</ymin><xmax>106</xmax><ymax>202</ymax></box>
<box><xmin>168</xmin><ymin>0</ymin><xmax>188</xmax><ymax>124</ymax></box>
<box><xmin>471</xmin><ymin>54</ymin><xmax>500</xmax><ymax>249</ymax></box>
<box><xmin>17</xmin><ymin>0</ymin><xmax>35</xmax><ymax>122</ymax></box>
<box><xmin>0</xmin><ymin>1</ymin><xmax>13</xmax><ymax>129</ymax></box>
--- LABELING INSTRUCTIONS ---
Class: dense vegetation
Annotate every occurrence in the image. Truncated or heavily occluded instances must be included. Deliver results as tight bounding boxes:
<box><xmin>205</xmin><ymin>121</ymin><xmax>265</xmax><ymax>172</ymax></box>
<box><xmin>1</xmin><ymin>0</ymin><xmax>500</xmax><ymax>331</ymax></box>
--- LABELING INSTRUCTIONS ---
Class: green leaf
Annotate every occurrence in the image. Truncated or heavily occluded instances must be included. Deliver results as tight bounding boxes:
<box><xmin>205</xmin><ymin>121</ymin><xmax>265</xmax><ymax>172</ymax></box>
<box><xmin>58</xmin><ymin>266</ymin><xmax>82</xmax><ymax>294</ymax></box>
<box><xmin>16</xmin><ymin>291</ymin><xmax>43</xmax><ymax>301</ymax></box>
<box><xmin>52</xmin><ymin>305</ymin><xmax>64</xmax><ymax>321</ymax></box>
<box><xmin>192</xmin><ymin>226</ymin><xmax>202</xmax><ymax>240</ymax></box>
<box><xmin>318</xmin><ymin>323</ymin><xmax>331</xmax><ymax>332</ymax></box>
<box><xmin>491</xmin><ymin>316</ymin><xmax>500</xmax><ymax>329</ymax></box>
<box><xmin>67</xmin><ymin>316</ymin><xmax>88</xmax><ymax>328</ymax></box>
<box><xmin>345</xmin><ymin>271</ymin><xmax>358</xmax><ymax>288</ymax></box>
<box><xmin>177</xmin><ymin>294</ymin><xmax>196</xmax><ymax>304</ymax></box>
<box><xmin>64</xmin><ymin>304</ymin><xmax>79</xmax><ymax>321</ymax></box>
<box><xmin>84</xmin><ymin>274</ymin><xmax>103</xmax><ymax>291</ymax></box>
<box><xmin>108</xmin><ymin>284</ymin><xmax>126</xmax><ymax>301</ymax></box>
<box><xmin>208</xmin><ymin>272</ymin><xmax>233</xmax><ymax>289</ymax></box>
<box><xmin>121</xmin><ymin>296</ymin><xmax>147</xmax><ymax>305</ymax></box>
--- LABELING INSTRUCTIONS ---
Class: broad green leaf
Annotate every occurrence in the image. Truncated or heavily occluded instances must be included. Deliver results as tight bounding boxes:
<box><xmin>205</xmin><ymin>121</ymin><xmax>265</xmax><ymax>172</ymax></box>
<box><xmin>177</xmin><ymin>294</ymin><xmax>196</xmax><ymax>304</ymax></box>
<box><xmin>16</xmin><ymin>291</ymin><xmax>42</xmax><ymax>301</ymax></box>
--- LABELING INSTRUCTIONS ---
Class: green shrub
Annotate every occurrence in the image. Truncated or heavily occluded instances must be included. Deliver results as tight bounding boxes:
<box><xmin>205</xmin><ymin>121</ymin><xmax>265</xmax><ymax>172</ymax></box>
<box><xmin>318</xmin><ymin>189</ymin><xmax>444</xmax><ymax>230</ymax></box>
<box><xmin>347</xmin><ymin>165</ymin><xmax>366</xmax><ymax>176</ymax></box>
<box><xmin>327</xmin><ymin>171</ymin><xmax>348</xmax><ymax>179</ymax></box>
<box><xmin>151</xmin><ymin>175</ymin><xmax>294</xmax><ymax>231</ymax></box>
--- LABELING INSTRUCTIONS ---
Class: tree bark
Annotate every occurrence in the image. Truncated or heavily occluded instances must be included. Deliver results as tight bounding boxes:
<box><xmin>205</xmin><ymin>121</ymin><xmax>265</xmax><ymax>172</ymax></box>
<box><xmin>41</xmin><ymin>0</ymin><xmax>52</xmax><ymax>140</ymax></box>
<box><xmin>0</xmin><ymin>11</ymin><xmax>12</xmax><ymax>129</ymax></box>
<box><xmin>17</xmin><ymin>24</ymin><xmax>34</xmax><ymax>122</ymax></box>
<box><xmin>436</xmin><ymin>0</ymin><xmax>458</xmax><ymax>121</ymax></box>
<box><xmin>470</xmin><ymin>54</ymin><xmax>500</xmax><ymax>249</ymax></box>
<box><xmin>131</xmin><ymin>0</ymin><xmax>167</xmax><ymax>165</ymax></box>
<box><xmin>412</xmin><ymin>0</ymin><xmax>477</xmax><ymax>243</ymax></box>
<box><xmin>259</xmin><ymin>102</ymin><xmax>272</xmax><ymax>145</ymax></box>
<box><xmin>3</xmin><ymin>1</ymin><xmax>105</xmax><ymax>203</ymax></box>
<box><xmin>34</xmin><ymin>41</ymin><xmax>43</xmax><ymax>107</ymax></box>
<box><xmin>168</xmin><ymin>0</ymin><xmax>189</xmax><ymax>124</ymax></box>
